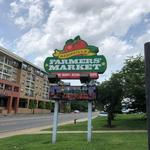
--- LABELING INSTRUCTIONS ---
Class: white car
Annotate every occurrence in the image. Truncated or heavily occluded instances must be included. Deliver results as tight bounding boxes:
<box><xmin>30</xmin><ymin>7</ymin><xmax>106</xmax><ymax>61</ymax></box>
<box><xmin>122</xmin><ymin>108</ymin><xmax>134</xmax><ymax>114</ymax></box>
<box><xmin>74</xmin><ymin>110</ymin><xmax>80</xmax><ymax>113</ymax></box>
<box><xmin>99</xmin><ymin>111</ymin><xmax>108</xmax><ymax>117</ymax></box>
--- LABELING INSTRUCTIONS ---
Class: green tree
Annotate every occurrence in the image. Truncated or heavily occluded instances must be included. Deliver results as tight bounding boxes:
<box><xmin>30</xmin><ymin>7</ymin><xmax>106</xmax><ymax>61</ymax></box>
<box><xmin>71</xmin><ymin>101</ymin><xmax>88</xmax><ymax>112</ymax></box>
<box><xmin>96</xmin><ymin>72</ymin><xmax>123</xmax><ymax>127</ymax></box>
<box><xmin>63</xmin><ymin>102</ymin><xmax>71</xmax><ymax>113</ymax></box>
<box><xmin>45</xmin><ymin>101</ymin><xmax>52</xmax><ymax>110</ymax></box>
<box><xmin>122</xmin><ymin>55</ymin><xmax>145</xmax><ymax>112</ymax></box>
<box><xmin>96</xmin><ymin>55</ymin><xmax>145</xmax><ymax>127</ymax></box>
<box><xmin>29</xmin><ymin>100</ymin><xmax>37</xmax><ymax>114</ymax></box>
<box><xmin>38</xmin><ymin>101</ymin><xmax>45</xmax><ymax>109</ymax></box>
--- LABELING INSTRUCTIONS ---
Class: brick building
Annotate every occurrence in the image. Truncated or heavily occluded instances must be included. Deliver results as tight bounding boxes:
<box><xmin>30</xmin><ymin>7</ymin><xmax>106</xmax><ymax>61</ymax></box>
<box><xmin>0</xmin><ymin>46</ymin><xmax>51</xmax><ymax>114</ymax></box>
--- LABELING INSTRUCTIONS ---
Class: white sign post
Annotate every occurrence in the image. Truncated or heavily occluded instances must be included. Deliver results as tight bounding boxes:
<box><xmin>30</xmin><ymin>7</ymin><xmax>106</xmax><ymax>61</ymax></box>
<box><xmin>87</xmin><ymin>101</ymin><xmax>92</xmax><ymax>142</ymax></box>
<box><xmin>52</xmin><ymin>101</ymin><xmax>59</xmax><ymax>144</ymax></box>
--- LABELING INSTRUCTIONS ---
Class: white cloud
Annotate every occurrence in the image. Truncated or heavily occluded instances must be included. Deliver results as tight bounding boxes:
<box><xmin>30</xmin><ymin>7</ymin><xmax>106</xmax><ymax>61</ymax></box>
<box><xmin>136</xmin><ymin>30</ymin><xmax>150</xmax><ymax>53</ymax></box>
<box><xmin>11</xmin><ymin>0</ymin><xmax>150</xmax><ymax>80</ymax></box>
<box><xmin>10</xmin><ymin>0</ymin><xmax>45</xmax><ymax>29</ymax></box>
<box><xmin>10</xmin><ymin>1</ymin><xmax>22</xmax><ymax>16</ymax></box>
<box><xmin>98</xmin><ymin>36</ymin><xmax>134</xmax><ymax>81</ymax></box>
<box><xmin>34</xmin><ymin>55</ymin><xmax>46</xmax><ymax>68</ymax></box>
<box><xmin>0</xmin><ymin>38</ymin><xmax>6</xmax><ymax>47</ymax></box>
<box><xmin>15</xmin><ymin>28</ymin><xmax>51</xmax><ymax>57</ymax></box>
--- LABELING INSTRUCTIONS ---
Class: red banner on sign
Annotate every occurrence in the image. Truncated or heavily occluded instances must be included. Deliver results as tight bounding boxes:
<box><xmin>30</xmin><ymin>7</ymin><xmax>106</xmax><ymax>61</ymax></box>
<box><xmin>51</xmin><ymin>72</ymin><xmax>99</xmax><ymax>79</ymax></box>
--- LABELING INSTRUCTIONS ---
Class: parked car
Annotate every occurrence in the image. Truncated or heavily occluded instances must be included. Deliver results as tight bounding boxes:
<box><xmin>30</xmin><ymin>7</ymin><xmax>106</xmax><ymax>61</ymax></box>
<box><xmin>74</xmin><ymin>110</ymin><xmax>80</xmax><ymax>113</ymax></box>
<box><xmin>122</xmin><ymin>108</ymin><xmax>135</xmax><ymax>114</ymax></box>
<box><xmin>99</xmin><ymin>111</ymin><xmax>108</xmax><ymax>117</ymax></box>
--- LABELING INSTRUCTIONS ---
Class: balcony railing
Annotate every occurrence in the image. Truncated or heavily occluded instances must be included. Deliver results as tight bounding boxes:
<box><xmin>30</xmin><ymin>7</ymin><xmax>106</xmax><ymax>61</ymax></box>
<box><xmin>0</xmin><ymin>89</ymin><xmax>20</xmax><ymax>97</ymax></box>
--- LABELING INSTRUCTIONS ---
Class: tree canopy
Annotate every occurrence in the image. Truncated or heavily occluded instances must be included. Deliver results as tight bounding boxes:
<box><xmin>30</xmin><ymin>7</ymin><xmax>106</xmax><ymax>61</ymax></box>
<box><xmin>122</xmin><ymin>55</ymin><xmax>145</xmax><ymax>112</ymax></box>
<box><xmin>96</xmin><ymin>55</ymin><xmax>145</xmax><ymax>127</ymax></box>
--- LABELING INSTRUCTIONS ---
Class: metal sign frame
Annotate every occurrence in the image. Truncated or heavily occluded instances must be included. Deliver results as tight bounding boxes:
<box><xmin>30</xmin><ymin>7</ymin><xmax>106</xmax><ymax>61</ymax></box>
<box><xmin>51</xmin><ymin>83</ymin><xmax>94</xmax><ymax>144</ymax></box>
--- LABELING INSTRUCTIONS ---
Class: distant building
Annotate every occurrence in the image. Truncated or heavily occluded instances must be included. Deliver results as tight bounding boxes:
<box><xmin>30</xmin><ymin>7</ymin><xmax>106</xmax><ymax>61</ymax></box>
<box><xmin>0</xmin><ymin>46</ymin><xmax>51</xmax><ymax>114</ymax></box>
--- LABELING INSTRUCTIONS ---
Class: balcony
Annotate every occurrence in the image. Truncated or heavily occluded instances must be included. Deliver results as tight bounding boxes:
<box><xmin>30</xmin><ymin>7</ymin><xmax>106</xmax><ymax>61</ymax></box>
<box><xmin>3</xmin><ymin>69</ymin><xmax>12</xmax><ymax>75</ymax></box>
<box><xmin>0</xmin><ymin>79</ymin><xmax>20</xmax><ymax>98</ymax></box>
<box><xmin>0</xmin><ymin>89</ymin><xmax>19</xmax><ymax>97</ymax></box>
<box><xmin>0</xmin><ymin>58</ymin><xmax>4</xmax><ymax>63</ymax></box>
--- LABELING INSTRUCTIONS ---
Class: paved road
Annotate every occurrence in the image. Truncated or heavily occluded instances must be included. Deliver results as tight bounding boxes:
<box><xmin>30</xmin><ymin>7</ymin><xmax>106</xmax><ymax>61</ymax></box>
<box><xmin>0</xmin><ymin>112</ymin><xmax>98</xmax><ymax>133</ymax></box>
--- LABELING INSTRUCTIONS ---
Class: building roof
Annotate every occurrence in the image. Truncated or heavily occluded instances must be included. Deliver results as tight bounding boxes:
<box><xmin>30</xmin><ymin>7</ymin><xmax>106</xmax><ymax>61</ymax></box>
<box><xmin>0</xmin><ymin>46</ymin><xmax>47</xmax><ymax>73</ymax></box>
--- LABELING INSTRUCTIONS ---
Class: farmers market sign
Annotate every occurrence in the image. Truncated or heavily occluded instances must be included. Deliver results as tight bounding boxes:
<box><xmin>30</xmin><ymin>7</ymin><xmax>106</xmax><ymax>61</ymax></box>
<box><xmin>44</xmin><ymin>36</ymin><xmax>107</xmax><ymax>74</ymax></box>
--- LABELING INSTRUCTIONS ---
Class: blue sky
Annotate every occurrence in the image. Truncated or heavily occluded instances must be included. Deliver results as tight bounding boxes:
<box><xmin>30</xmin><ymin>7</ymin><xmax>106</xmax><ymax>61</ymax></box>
<box><xmin>0</xmin><ymin>0</ymin><xmax>150</xmax><ymax>84</ymax></box>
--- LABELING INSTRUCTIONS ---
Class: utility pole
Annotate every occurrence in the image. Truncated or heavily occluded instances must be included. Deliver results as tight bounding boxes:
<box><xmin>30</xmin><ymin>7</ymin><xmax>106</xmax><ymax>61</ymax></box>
<box><xmin>144</xmin><ymin>42</ymin><xmax>150</xmax><ymax>150</ymax></box>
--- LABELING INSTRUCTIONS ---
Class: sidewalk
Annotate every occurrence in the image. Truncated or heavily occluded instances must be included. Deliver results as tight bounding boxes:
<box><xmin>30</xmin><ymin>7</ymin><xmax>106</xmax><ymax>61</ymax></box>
<box><xmin>31</xmin><ymin>130</ymin><xmax>147</xmax><ymax>134</ymax></box>
<box><xmin>0</xmin><ymin>128</ymin><xmax>146</xmax><ymax>139</ymax></box>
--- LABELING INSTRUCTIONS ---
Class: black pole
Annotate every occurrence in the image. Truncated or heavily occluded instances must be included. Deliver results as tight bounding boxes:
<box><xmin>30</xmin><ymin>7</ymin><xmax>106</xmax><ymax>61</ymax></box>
<box><xmin>144</xmin><ymin>42</ymin><xmax>150</xmax><ymax>150</ymax></box>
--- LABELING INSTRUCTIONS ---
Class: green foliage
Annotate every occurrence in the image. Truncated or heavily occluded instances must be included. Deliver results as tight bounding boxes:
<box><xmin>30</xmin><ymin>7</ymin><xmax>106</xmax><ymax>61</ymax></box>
<box><xmin>29</xmin><ymin>100</ymin><xmax>37</xmax><ymax>109</ymax></box>
<box><xmin>63</xmin><ymin>103</ymin><xmax>71</xmax><ymax>113</ymax></box>
<box><xmin>96</xmin><ymin>72</ymin><xmax>123</xmax><ymax>127</ymax></box>
<box><xmin>29</xmin><ymin>100</ymin><xmax>37</xmax><ymax>114</ymax></box>
<box><xmin>71</xmin><ymin>101</ymin><xmax>88</xmax><ymax>112</ymax></box>
<box><xmin>122</xmin><ymin>55</ymin><xmax>146</xmax><ymax>112</ymax></box>
<box><xmin>96</xmin><ymin>55</ymin><xmax>146</xmax><ymax>127</ymax></box>
<box><xmin>45</xmin><ymin>101</ymin><xmax>52</xmax><ymax>110</ymax></box>
<box><xmin>38</xmin><ymin>101</ymin><xmax>45</xmax><ymax>109</ymax></box>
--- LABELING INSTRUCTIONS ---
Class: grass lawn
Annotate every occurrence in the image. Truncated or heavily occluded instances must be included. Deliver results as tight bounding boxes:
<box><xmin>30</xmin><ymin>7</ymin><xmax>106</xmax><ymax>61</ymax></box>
<box><xmin>44</xmin><ymin>114</ymin><xmax>147</xmax><ymax>131</ymax></box>
<box><xmin>0</xmin><ymin>133</ymin><xmax>147</xmax><ymax>150</ymax></box>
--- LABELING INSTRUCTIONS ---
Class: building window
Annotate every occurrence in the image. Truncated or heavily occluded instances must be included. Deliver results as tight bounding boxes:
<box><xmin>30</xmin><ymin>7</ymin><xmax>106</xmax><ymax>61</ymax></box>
<box><xmin>0</xmin><ymin>55</ymin><xmax>4</xmax><ymax>63</ymax></box>
<box><xmin>0</xmin><ymin>97</ymin><xmax>7</xmax><ymax>107</ymax></box>
<box><xmin>0</xmin><ymin>64</ymin><xmax>3</xmax><ymax>72</ymax></box>
<box><xmin>2</xmin><ymin>74</ymin><xmax>11</xmax><ymax>81</ymax></box>
<box><xmin>3</xmin><ymin>65</ymin><xmax>12</xmax><ymax>75</ymax></box>
<box><xmin>5</xmin><ymin>58</ymin><xmax>13</xmax><ymax>66</ymax></box>
<box><xmin>14</xmin><ymin>87</ymin><xmax>19</xmax><ymax>92</ymax></box>
<box><xmin>12</xmin><ymin>60</ymin><xmax>19</xmax><ymax>68</ymax></box>
<box><xmin>25</xmin><ymin>88</ymin><xmax>34</xmax><ymax>97</ymax></box>
<box><xmin>5</xmin><ymin>84</ymin><xmax>12</xmax><ymax>91</ymax></box>
<box><xmin>0</xmin><ymin>83</ymin><xmax>4</xmax><ymax>89</ymax></box>
<box><xmin>19</xmin><ymin>99</ymin><xmax>28</xmax><ymax>108</ymax></box>
<box><xmin>22</xmin><ymin>63</ymin><xmax>27</xmax><ymax>70</ymax></box>
<box><xmin>27</xmin><ymin>67</ymin><xmax>32</xmax><ymax>72</ymax></box>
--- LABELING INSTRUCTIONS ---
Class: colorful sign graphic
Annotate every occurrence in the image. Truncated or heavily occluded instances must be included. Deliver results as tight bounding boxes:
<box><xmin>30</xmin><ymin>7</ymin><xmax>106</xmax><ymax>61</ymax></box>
<box><xmin>53</xmin><ymin>35</ymin><xmax>98</xmax><ymax>59</ymax></box>
<box><xmin>44</xmin><ymin>36</ymin><xmax>107</xmax><ymax>75</ymax></box>
<box><xmin>49</xmin><ymin>85</ymin><xmax>96</xmax><ymax>101</ymax></box>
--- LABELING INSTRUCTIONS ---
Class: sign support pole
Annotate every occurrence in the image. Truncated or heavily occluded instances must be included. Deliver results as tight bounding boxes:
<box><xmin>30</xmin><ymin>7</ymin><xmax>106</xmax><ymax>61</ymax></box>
<box><xmin>144</xmin><ymin>42</ymin><xmax>150</xmax><ymax>150</ymax></box>
<box><xmin>52</xmin><ymin>100</ymin><xmax>59</xmax><ymax>144</ymax></box>
<box><xmin>87</xmin><ymin>100</ymin><xmax>92</xmax><ymax>142</ymax></box>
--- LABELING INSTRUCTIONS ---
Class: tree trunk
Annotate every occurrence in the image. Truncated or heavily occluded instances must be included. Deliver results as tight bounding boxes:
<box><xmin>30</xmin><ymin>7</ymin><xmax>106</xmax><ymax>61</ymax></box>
<box><xmin>107</xmin><ymin>111</ymin><xmax>112</xmax><ymax>128</ymax></box>
<box><xmin>111</xmin><ymin>112</ymin><xmax>115</xmax><ymax>120</ymax></box>
<box><xmin>33</xmin><ymin>109</ymin><xmax>35</xmax><ymax>114</ymax></box>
